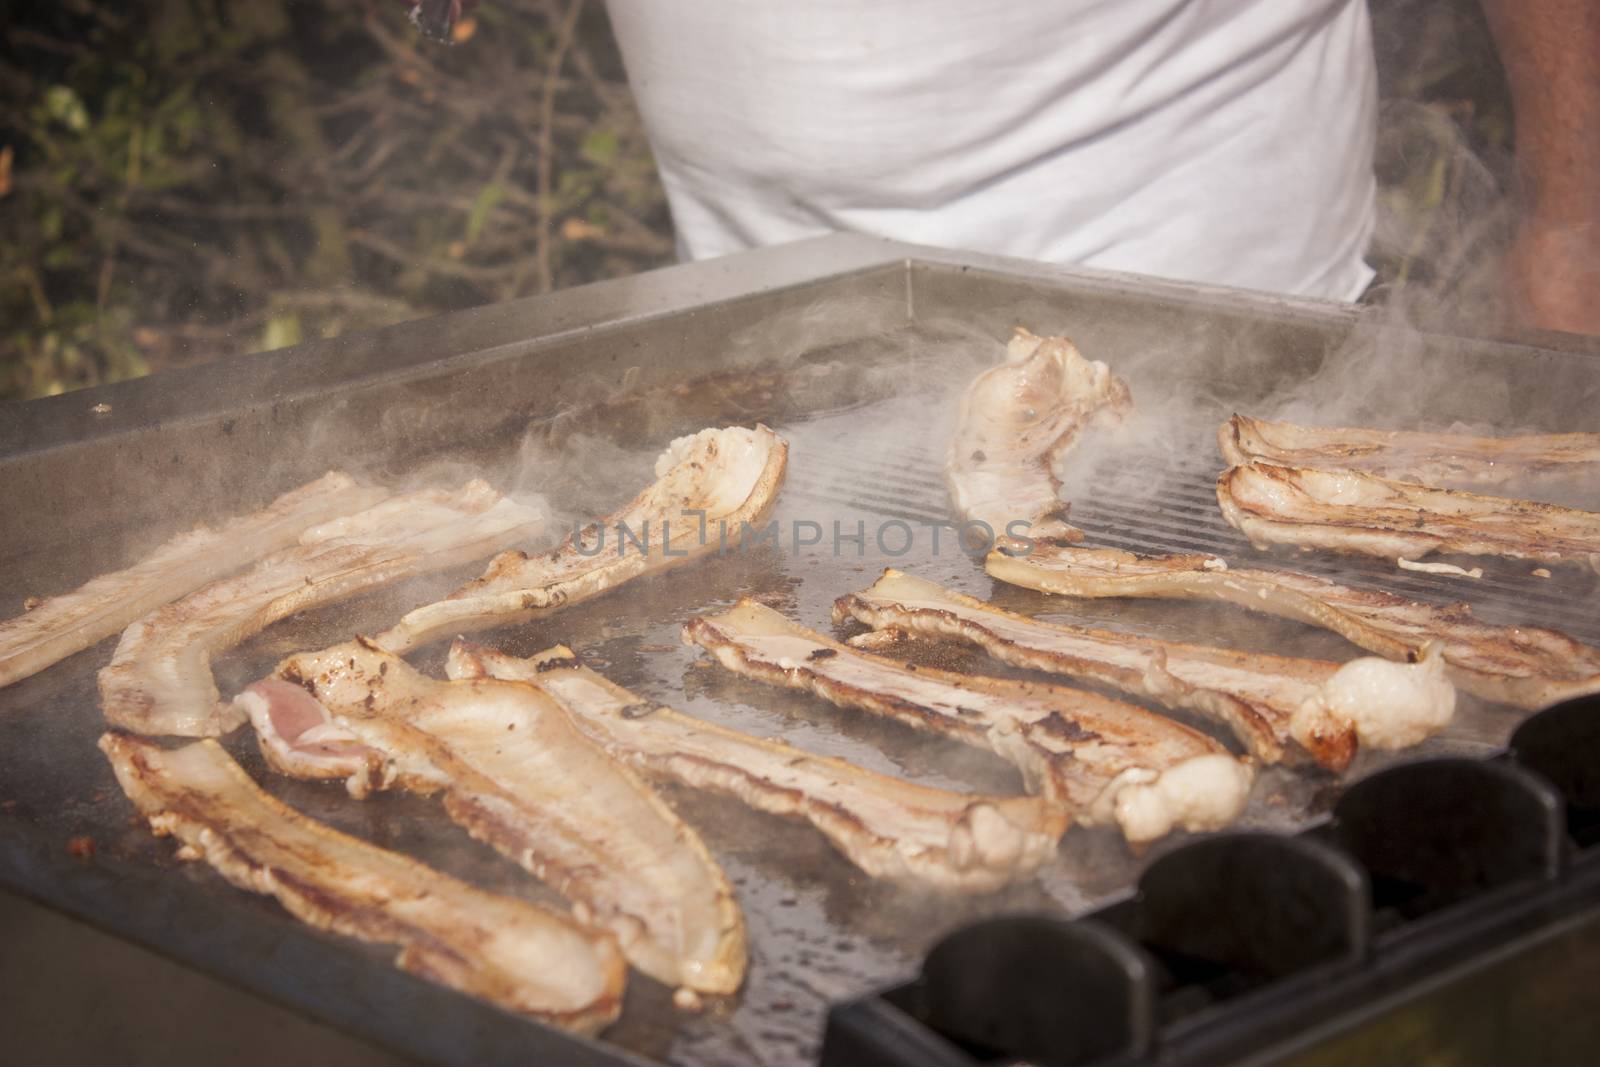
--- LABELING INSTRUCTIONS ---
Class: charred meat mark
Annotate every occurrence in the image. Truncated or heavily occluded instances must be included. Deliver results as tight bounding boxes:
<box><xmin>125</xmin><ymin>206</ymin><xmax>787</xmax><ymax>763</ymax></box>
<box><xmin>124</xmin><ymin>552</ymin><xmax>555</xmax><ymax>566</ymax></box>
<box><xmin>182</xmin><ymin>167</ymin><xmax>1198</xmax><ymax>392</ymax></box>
<box><xmin>1035</xmin><ymin>712</ymin><xmax>1101</xmax><ymax>743</ymax></box>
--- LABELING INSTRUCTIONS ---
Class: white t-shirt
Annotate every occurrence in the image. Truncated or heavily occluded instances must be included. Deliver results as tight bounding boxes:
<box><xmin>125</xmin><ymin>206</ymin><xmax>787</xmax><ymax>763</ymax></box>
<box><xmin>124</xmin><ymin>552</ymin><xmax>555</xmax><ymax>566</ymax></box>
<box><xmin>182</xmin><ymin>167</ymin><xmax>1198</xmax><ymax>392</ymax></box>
<box><xmin>605</xmin><ymin>0</ymin><xmax>1378</xmax><ymax>301</ymax></box>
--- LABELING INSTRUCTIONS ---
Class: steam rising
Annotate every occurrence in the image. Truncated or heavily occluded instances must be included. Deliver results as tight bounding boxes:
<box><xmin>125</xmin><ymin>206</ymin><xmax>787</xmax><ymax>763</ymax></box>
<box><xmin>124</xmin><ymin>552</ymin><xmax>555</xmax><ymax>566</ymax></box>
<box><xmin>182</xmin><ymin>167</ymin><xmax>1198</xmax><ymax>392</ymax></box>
<box><xmin>1041</xmin><ymin>91</ymin><xmax>1598</xmax><ymax>520</ymax></box>
<box><xmin>16</xmin><ymin>89</ymin><xmax>1600</xmax><ymax>1067</ymax></box>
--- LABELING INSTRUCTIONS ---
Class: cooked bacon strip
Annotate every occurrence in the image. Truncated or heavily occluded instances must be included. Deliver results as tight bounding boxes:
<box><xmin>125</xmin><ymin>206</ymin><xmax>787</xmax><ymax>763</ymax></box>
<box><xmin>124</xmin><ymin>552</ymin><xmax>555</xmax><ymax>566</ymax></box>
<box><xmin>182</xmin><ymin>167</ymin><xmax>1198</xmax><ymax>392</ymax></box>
<box><xmin>239</xmin><ymin>640</ymin><xmax>746</xmax><ymax>998</ymax></box>
<box><xmin>946</xmin><ymin>328</ymin><xmax>1131</xmax><ymax>544</ymax></box>
<box><xmin>445</xmin><ymin>641</ymin><xmax>1069</xmax><ymax>893</ymax></box>
<box><xmin>0</xmin><ymin>472</ymin><xmax>386</xmax><ymax>691</ymax></box>
<box><xmin>835</xmin><ymin>570</ymin><xmax>1459</xmax><ymax>768</ymax></box>
<box><xmin>681</xmin><ymin>600</ymin><xmax>1251</xmax><ymax>846</ymax></box>
<box><xmin>98</xmin><ymin>480</ymin><xmax>541</xmax><ymax>737</ymax></box>
<box><xmin>1217</xmin><ymin>462</ymin><xmax>1600</xmax><ymax>566</ymax></box>
<box><xmin>987</xmin><ymin>543</ymin><xmax>1600</xmax><ymax>710</ymax></box>
<box><xmin>374</xmin><ymin>425</ymin><xmax>788</xmax><ymax>654</ymax></box>
<box><xmin>1220</xmin><ymin>414</ymin><xmax>1600</xmax><ymax>486</ymax></box>
<box><xmin>98</xmin><ymin>733</ymin><xmax>625</xmax><ymax>1033</ymax></box>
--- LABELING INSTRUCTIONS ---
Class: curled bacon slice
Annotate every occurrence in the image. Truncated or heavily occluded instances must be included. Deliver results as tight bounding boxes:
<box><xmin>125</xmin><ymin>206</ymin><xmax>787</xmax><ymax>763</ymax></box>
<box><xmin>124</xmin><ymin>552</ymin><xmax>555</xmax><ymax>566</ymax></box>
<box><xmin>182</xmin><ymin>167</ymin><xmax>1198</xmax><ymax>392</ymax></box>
<box><xmin>445</xmin><ymin>640</ymin><xmax>1069</xmax><ymax>893</ymax></box>
<box><xmin>374</xmin><ymin>425</ymin><xmax>788</xmax><ymax>654</ymax></box>
<box><xmin>1220</xmin><ymin>414</ymin><xmax>1600</xmax><ymax>487</ymax></box>
<box><xmin>986</xmin><ymin>542</ymin><xmax>1600</xmax><ymax>710</ymax></box>
<box><xmin>239</xmin><ymin>640</ymin><xmax>746</xmax><ymax>998</ymax></box>
<box><xmin>682</xmin><ymin>599</ymin><xmax>1251</xmax><ymax>847</ymax></box>
<box><xmin>835</xmin><ymin>570</ymin><xmax>1455</xmax><ymax>769</ymax></box>
<box><xmin>0</xmin><ymin>472</ymin><xmax>387</xmax><ymax>691</ymax></box>
<box><xmin>946</xmin><ymin>328</ymin><xmax>1131</xmax><ymax>544</ymax></box>
<box><xmin>98</xmin><ymin>480</ymin><xmax>542</xmax><ymax>737</ymax></box>
<box><xmin>1217</xmin><ymin>462</ymin><xmax>1600</xmax><ymax>567</ymax></box>
<box><xmin>99</xmin><ymin>732</ymin><xmax>625</xmax><ymax>1033</ymax></box>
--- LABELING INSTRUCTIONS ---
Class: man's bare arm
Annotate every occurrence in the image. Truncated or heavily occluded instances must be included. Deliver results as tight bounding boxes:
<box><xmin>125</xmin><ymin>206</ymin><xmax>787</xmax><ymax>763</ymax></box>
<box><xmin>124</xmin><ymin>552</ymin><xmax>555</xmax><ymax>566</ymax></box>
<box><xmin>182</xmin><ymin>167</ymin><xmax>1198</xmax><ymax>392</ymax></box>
<box><xmin>1481</xmin><ymin>0</ymin><xmax>1600</xmax><ymax>336</ymax></box>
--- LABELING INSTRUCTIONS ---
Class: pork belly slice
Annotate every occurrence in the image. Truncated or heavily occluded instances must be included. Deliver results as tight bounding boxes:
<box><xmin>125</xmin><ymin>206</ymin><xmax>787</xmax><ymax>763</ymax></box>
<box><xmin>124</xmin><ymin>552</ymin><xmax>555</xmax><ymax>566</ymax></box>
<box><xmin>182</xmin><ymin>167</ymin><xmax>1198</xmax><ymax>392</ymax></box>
<box><xmin>374</xmin><ymin>425</ymin><xmax>788</xmax><ymax>654</ymax></box>
<box><xmin>444</xmin><ymin>641</ymin><xmax>1069</xmax><ymax>894</ymax></box>
<box><xmin>0</xmin><ymin>472</ymin><xmax>387</xmax><ymax>691</ymax></box>
<box><xmin>946</xmin><ymin>328</ymin><xmax>1132</xmax><ymax>545</ymax></box>
<box><xmin>987</xmin><ymin>543</ymin><xmax>1600</xmax><ymax>711</ymax></box>
<box><xmin>98</xmin><ymin>732</ymin><xmax>625</xmax><ymax>1033</ymax></box>
<box><xmin>681</xmin><ymin>600</ymin><xmax>1251</xmax><ymax>847</ymax></box>
<box><xmin>1216</xmin><ymin>462</ymin><xmax>1600</xmax><ymax>566</ymax></box>
<box><xmin>238</xmin><ymin>640</ymin><xmax>746</xmax><ymax>998</ymax></box>
<box><xmin>836</xmin><ymin>571</ymin><xmax>1459</xmax><ymax>768</ymax></box>
<box><xmin>98</xmin><ymin>480</ymin><xmax>542</xmax><ymax>737</ymax></box>
<box><xmin>1220</xmin><ymin>414</ymin><xmax>1600</xmax><ymax>487</ymax></box>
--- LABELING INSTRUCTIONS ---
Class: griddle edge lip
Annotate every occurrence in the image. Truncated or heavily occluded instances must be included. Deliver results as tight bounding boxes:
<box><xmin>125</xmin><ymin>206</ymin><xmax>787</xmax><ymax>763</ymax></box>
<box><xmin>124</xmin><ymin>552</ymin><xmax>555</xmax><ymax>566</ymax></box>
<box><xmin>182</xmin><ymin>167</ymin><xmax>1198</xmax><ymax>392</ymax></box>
<box><xmin>5</xmin><ymin>234</ymin><xmax>1597</xmax><ymax>1067</ymax></box>
<box><xmin>0</xmin><ymin>816</ymin><xmax>653</xmax><ymax>1067</ymax></box>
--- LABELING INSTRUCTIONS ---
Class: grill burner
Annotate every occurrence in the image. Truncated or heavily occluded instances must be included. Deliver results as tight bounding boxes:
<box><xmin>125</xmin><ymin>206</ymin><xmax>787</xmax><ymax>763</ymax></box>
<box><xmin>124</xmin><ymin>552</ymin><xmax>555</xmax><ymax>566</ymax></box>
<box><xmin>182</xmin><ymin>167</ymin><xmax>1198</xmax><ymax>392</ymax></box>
<box><xmin>821</xmin><ymin>696</ymin><xmax>1600</xmax><ymax>1067</ymax></box>
<box><xmin>3</xmin><ymin>235</ymin><xmax>1598</xmax><ymax>1066</ymax></box>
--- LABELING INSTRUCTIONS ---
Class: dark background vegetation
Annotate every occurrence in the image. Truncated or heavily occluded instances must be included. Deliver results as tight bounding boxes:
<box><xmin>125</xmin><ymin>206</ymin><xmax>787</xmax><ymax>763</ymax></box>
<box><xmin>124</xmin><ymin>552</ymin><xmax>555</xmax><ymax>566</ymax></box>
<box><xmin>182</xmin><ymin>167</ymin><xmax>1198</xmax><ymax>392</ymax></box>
<box><xmin>1</xmin><ymin>0</ymin><xmax>1512</xmax><ymax>402</ymax></box>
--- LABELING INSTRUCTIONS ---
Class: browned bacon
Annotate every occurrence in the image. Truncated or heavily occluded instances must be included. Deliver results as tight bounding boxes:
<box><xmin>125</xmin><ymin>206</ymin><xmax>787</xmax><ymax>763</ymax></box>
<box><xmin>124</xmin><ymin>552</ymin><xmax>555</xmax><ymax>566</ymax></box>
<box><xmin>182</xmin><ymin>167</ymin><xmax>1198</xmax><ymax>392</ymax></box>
<box><xmin>946</xmin><ymin>328</ymin><xmax>1131</xmax><ymax>544</ymax></box>
<box><xmin>0</xmin><ymin>473</ymin><xmax>386</xmax><ymax>691</ymax></box>
<box><xmin>836</xmin><ymin>570</ymin><xmax>1459</xmax><ymax>768</ymax></box>
<box><xmin>987</xmin><ymin>543</ymin><xmax>1600</xmax><ymax>710</ymax></box>
<box><xmin>98</xmin><ymin>480</ymin><xmax>541</xmax><ymax>737</ymax></box>
<box><xmin>374</xmin><ymin>425</ymin><xmax>788</xmax><ymax>654</ymax></box>
<box><xmin>1220</xmin><ymin>414</ymin><xmax>1600</xmax><ymax>486</ymax></box>
<box><xmin>1216</xmin><ymin>462</ymin><xmax>1600</xmax><ymax>566</ymax></box>
<box><xmin>682</xmin><ymin>600</ymin><xmax>1252</xmax><ymax>846</ymax></box>
<box><xmin>99</xmin><ymin>732</ymin><xmax>625</xmax><ymax>1033</ymax></box>
<box><xmin>445</xmin><ymin>641</ymin><xmax>1070</xmax><ymax>893</ymax></box>
<box><xmin>239</xmin><ymin>640</ymin><xmax>746</xmax><ymax>998</ymax></box>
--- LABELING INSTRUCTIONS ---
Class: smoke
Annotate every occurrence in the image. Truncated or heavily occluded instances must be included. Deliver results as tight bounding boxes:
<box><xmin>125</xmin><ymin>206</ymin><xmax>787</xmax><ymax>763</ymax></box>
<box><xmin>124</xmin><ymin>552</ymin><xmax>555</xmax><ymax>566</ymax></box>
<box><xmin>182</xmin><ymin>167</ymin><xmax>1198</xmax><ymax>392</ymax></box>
<box><xmin>1366</xmin><ymin>98</ymin><xmax>1514</xmax><ymax>339</ymax></box>
<box><xmin>1039</xmin><ymin>45</ymin><xmax>1591</xmax><ymax>522</ymax></box>
<box><xmin>15</xmin><ymin>13</ymin><xmax>1591</xmax><ymax>1067</ymax></box>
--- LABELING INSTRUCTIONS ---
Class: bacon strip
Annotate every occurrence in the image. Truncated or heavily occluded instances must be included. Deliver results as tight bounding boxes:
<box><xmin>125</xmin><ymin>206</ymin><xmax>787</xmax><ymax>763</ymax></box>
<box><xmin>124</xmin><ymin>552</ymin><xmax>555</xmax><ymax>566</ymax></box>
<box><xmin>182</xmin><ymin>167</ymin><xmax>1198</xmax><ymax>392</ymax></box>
<box><xmin>374</xmin><ymin>425</ymin><xmax>788</xmax><ymax>654</ymax></box>
<box><xmin>681</xmin><ymin>600</ymin><xmax>1251</xmax><ymax>846</ymax></box>
<box><xmin>946</xmin><ymin>328</ymin><xmax>1131</xmax><ymax>544</ymax></box>
<box><xmin>0</xmin><ymin>472</ymin><xmax>387</xmax><ymax>690</ymax></box>
<box><xmin>835</xmin><ymin>570</ymin><xmax>1455</xmax><ymax>768</ymax></box>
<box><xmin>99</xmin><ymin>732</ymin><xmax>625</xmax><ymax>1033</ymax></box>
<box><xmin>98</xmin><ymin>480</ymin><xmax>542</xmax><ymax>737</ymax></box>
<box><xmin>1217</xmin><ymin>462</ymin><xmax>1600</xmax><ymax>566</ymax></box>
<box><xmin>239</xmin><ymin>640</ymin><xmax>746</xmax><ymax>998</ymax></box>
<box><xmin>444</xmin><ymin>641</ymin><xmax>1069</xmax><ymax>893</ymax></box>
<box><xmin>986</xmin><ymin>543</ymin><xmax>1600</xmax><ymax>710</ymax></box>
<box><xmin>1220</xmin><ymin>414</ymin><xmax>1600</xmax><ymax>486</ymax></box>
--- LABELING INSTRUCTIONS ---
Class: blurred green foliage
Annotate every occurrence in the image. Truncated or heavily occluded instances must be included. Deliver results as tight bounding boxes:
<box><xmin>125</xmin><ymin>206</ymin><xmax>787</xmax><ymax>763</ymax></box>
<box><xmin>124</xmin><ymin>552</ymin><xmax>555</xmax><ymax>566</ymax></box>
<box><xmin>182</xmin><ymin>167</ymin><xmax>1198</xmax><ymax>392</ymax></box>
<box><xmin>1</xmin><ymin>0</ymin><xmax>1514</xmax><ymax>403</ymax></box>
<box><xmin>1367</xmin><ymin>0</ymin><xmax>1515</xmax><ymax>325</ymax></box>
<box><xmin>1</xmin><ymin>0</ymin><xmax>670</xmax><ymax>402</ymax></box>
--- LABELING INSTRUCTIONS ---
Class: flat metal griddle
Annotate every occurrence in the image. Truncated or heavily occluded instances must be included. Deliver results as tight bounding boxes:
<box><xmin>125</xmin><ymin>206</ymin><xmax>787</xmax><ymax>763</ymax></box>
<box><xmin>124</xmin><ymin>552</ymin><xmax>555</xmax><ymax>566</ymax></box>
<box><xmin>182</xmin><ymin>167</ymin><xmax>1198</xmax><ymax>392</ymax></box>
<box><xmin>1</xmin><ymin>235</ymin><xmax>1596</xmax><ymax>1066</ymax></box>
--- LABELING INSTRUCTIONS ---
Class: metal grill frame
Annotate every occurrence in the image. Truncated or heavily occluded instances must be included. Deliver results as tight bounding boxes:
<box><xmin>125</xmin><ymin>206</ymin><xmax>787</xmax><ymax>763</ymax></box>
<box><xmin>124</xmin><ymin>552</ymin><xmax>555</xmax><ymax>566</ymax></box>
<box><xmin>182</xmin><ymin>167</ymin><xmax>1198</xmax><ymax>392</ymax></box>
<box><xmin>2</xmin><ymin>234</ymin><xmax>1597</xmax><ymax>1066</ymax></box>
